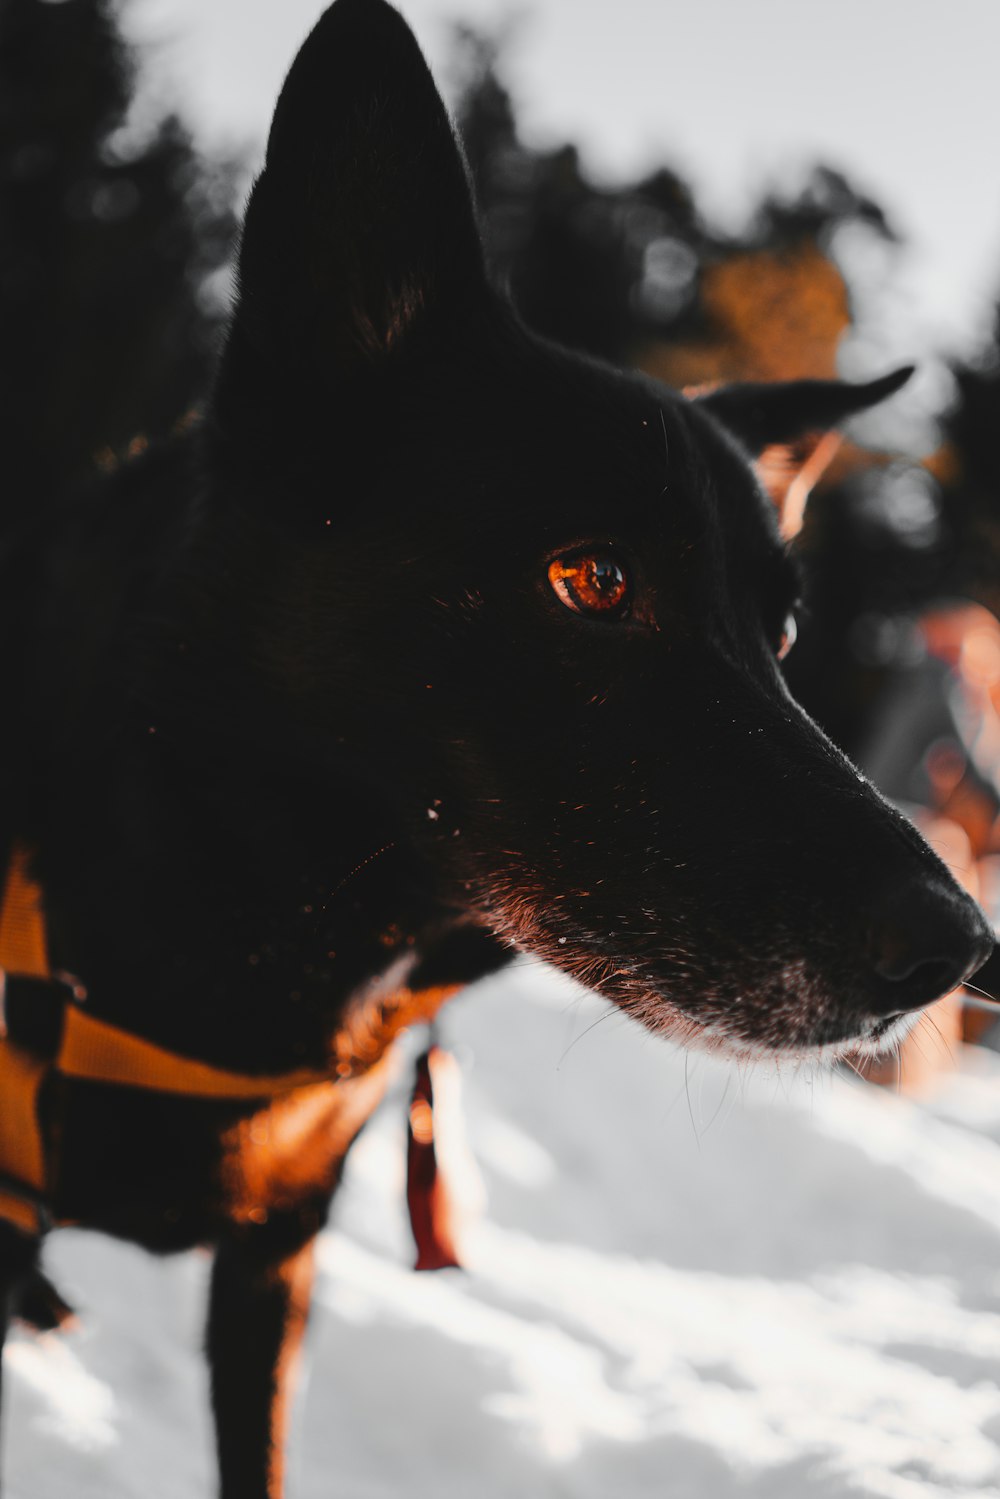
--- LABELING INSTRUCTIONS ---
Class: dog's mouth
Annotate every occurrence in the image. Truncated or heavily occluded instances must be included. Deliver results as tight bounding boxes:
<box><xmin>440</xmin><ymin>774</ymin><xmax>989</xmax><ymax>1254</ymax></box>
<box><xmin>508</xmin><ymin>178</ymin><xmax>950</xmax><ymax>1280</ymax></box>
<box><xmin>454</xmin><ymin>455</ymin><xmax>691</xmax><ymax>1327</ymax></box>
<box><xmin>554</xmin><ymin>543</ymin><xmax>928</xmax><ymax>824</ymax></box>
<box><xmin>506</xmin><ymin>936</ymin><xmax>933</xmax><ymax>1068</ymax></box>
<box><xmin>483</xmin><ymin>882</ymin><xmax>957</xmax><ymax>1069</ymax></box>
<box><xmin>611</xmin><ymin>980</ymin><xmax>928</xmax><ymax>1069</ymax></box>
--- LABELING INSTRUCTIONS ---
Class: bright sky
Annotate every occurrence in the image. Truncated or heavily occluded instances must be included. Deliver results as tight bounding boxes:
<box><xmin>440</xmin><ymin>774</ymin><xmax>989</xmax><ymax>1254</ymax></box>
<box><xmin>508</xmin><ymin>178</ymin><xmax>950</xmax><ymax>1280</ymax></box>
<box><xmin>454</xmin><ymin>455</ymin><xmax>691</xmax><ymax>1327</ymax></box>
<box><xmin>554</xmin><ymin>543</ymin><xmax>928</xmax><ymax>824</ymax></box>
<box><xmin>125</xmin><ymin>0</ymin><xmax>1000</xmax><ymax>368</ymax></box>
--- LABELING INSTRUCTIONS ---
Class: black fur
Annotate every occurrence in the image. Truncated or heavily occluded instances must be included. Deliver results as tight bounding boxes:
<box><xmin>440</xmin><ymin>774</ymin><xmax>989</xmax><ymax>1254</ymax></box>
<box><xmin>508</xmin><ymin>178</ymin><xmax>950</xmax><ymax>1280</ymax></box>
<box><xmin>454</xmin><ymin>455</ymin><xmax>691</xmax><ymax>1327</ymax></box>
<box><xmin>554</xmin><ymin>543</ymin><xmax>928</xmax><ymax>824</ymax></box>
<box><xmin>0</xmin><ymin>2</ymin><xmax>992</xmax><ymax>1494</ymax></box>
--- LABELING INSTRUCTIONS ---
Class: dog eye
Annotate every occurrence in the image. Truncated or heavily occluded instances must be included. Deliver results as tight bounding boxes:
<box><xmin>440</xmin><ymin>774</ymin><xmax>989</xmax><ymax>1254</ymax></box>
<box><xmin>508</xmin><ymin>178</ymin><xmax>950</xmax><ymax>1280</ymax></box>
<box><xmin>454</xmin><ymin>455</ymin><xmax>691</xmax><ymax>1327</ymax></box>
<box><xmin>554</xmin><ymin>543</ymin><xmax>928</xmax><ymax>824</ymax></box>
<box><xmin>777</xmin><ymin>612</ymin><xmax>798</xmax><ymax>661</ymax></box>
<box><xmin>548</xmin><ymin>553</ymin><xmax>631</xmax><ymax>618</ymax></box>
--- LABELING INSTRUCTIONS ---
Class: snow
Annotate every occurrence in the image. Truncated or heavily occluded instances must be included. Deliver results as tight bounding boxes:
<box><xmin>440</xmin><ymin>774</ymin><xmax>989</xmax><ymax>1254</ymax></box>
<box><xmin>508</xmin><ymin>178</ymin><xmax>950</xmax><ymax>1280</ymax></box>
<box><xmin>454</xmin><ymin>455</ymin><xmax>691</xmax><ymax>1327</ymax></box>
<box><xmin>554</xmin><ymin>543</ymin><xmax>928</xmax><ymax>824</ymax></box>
<box><xmin>5</xmin><ymin>961</ymin><xmax>1000</xmax><ymax>1497</ymax></box>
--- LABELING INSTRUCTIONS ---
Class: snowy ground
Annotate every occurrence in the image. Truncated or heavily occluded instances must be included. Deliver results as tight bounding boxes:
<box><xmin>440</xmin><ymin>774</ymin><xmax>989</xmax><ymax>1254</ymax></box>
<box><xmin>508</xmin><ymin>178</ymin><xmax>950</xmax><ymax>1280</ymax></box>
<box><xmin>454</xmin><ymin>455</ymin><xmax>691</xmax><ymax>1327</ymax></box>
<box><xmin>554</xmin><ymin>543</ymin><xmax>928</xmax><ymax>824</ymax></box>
<box><xmin>6</xmin><ymin>961</ymin><xmax>1000</xmax><ymax>1498</ymax></box>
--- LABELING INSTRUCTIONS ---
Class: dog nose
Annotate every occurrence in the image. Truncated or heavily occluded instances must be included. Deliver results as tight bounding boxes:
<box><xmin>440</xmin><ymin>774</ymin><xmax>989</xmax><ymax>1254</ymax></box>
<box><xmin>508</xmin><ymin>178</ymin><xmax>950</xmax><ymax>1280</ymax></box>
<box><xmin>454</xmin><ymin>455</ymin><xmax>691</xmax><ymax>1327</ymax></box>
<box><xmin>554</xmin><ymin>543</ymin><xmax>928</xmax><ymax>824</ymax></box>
<box><xmin>869</xmin><ymin>876</ymin><xmax>995</xmax><ymax>1014</ymax></box>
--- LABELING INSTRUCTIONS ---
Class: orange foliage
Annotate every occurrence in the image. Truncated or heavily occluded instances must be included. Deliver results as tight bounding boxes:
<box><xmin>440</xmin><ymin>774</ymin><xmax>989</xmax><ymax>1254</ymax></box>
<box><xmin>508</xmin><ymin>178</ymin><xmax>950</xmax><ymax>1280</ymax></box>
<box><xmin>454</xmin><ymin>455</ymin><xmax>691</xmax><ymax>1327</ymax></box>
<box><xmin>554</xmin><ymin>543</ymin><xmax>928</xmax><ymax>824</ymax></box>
<box><xmin>641</xmin><ymin>241</ymin><xmax>851</xmax><ymax>390</ymax></box>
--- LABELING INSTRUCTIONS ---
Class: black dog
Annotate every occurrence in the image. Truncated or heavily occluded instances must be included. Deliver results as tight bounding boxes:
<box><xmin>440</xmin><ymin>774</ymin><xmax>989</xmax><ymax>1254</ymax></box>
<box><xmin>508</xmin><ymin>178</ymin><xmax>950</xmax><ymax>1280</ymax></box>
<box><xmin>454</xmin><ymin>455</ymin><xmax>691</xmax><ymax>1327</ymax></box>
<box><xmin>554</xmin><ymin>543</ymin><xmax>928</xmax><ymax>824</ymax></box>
<box><xmin>0</xmin><ymin>1</ymin><xmax>992</xmax><ymax>1494</ymax></box>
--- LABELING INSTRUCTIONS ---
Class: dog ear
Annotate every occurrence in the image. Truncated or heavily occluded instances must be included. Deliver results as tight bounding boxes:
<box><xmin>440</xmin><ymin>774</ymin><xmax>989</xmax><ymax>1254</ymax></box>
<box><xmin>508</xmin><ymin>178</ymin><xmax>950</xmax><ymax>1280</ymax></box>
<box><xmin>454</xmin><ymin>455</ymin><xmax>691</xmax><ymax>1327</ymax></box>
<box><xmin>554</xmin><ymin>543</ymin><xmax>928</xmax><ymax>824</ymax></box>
<box><xmin>696</xmin><ymin>367</ymin><xmax>914</xmax><ymax>452</ymax></box>
<box><xmin>696</xmin><ymin>367</ymin><xmax>914</xmax><ymax>538</ymax></box>
<box><xmin>215</xmin><ymin>0</ymin><xmax>485</xmax><ymax>434</ymax></box>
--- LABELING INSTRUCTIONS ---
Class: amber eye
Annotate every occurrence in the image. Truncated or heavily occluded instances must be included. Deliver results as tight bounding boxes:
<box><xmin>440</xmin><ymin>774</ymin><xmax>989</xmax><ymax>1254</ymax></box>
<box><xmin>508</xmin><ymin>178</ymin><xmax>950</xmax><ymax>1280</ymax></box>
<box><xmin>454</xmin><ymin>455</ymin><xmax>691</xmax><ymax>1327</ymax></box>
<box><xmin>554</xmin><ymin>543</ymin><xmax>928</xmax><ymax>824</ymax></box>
<box><xmin>548</xmin><ymin>553</ymin><xmax>631</xmax><ymax>618</ymax></box>
<box><xmin>777</xmin><ymin>612</ymin><xmax>798</xmax><ymax>661</ymax></box>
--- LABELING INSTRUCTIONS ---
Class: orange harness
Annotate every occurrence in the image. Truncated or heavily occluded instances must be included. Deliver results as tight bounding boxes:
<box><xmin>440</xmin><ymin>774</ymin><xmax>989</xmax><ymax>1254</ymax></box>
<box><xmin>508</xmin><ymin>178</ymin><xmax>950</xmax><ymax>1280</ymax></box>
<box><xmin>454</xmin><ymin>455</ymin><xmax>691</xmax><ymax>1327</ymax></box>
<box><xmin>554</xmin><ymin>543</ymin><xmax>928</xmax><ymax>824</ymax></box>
<box><xmin>0</xmin><ymin>846</ymin><xmax>457</xmax><ymax>1241</ymax></box>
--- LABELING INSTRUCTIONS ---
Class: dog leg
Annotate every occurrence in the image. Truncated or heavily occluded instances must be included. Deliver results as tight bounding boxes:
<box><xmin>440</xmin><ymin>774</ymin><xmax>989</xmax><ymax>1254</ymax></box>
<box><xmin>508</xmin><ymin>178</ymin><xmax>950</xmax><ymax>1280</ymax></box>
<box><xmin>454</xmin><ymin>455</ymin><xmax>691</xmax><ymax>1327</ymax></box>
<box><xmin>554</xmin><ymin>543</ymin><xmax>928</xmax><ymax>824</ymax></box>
<box><xmin>208</xmin><ymin>1218</ymin><xmax>317</xmax><ymax>1499</ymax></box>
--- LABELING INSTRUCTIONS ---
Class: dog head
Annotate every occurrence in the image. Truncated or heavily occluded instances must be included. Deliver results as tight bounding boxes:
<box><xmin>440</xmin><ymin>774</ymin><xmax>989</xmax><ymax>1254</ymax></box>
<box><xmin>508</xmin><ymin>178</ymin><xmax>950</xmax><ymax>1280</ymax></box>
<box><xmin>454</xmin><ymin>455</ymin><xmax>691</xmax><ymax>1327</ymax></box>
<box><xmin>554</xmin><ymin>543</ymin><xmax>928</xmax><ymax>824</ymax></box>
<box><xmin>208</xmin><ymin>0</ymin><xmax>993</xmax><ymax>1062</ymax></box>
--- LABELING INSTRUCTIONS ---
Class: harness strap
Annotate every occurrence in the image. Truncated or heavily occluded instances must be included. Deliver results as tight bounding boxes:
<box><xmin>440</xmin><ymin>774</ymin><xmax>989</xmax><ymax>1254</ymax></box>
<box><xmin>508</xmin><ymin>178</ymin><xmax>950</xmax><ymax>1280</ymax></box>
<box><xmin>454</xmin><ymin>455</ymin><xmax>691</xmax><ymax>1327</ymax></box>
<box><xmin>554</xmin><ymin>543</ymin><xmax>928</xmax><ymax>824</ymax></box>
<box><xmin>57</xmin><ymin>1007</ymin><xmax>329</xmax><ymax>1098</ymax></box>
<box><xmin>0</xmin><ymin>1044</ymin><xmax>49</xmax><ymax>1235</ymax></box>
<box><xmin>0</xmin><ymin>843</ymin><xmax>334</xmax><ymax>1237</ymax></box>
<box><xmin>0</xmin><ymin>843</ymin><xmax>462</xmax><ymax>1246</ymax></box>
<box><xmin>0</xmin><ymin>847</ymin><xmax>52</xmax><ymax>1233</ymax></box>
<box><xmin>0</xmin><ymin>844</ymin><xmax>49</xmax><ymax>979</ymax></box>
<box><xmin>0</xmin><ymin>845</ymin><xmax>332</xmax><ymax>1091</ymax></box>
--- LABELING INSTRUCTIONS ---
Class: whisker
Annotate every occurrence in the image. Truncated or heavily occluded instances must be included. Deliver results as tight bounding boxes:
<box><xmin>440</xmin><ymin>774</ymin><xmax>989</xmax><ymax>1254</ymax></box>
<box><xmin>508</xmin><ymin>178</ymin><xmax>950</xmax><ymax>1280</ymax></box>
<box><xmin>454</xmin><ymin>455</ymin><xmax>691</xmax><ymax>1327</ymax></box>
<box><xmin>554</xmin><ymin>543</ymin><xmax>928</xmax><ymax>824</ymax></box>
<box><xmin>556</xmin><ymin>1006</ymin><xmax>614</xmax><ymax>1069</ymax></box>
<box><xmin>922</xmin><ymin>1009</ymin><xmax>954</xmax><ymax>1064</ymax></box>
<box><xmin>322</xmin><ymin>841</ymin><xmax>396</xmax><ymax>909</ymax></box>
<box><xmin>962</xmin><ymin>980</ymin><xmax>1000</xmax><ymax>1012</ymax></box>
<box><xmin>658</xmin><ymin>407</ymin><xmax>670</xmax><ymax>494</ymax></box>
<box><xmin>842</xmin><ymin>1053</ymin><xmax>867</xmax><ymax>1084</ymax></box>
<box><xmin>684</xmin><ymin>1050</ymin><xmax>701</xmax><ymax>1150</ymax></box>
<box><xmin>702</xmin><ymin>1072</ymin><xmax>733</xmax><ymax>1135</ymax></box>
<box><xmin>908</xmin><ymin>1025</ymin><xmax>932</xmax><ymax>1070</ymax></box>
<box><xmin>921</xmin><ymin>839</ymin><xmax>974</xmax><ymax>876</ymax></box>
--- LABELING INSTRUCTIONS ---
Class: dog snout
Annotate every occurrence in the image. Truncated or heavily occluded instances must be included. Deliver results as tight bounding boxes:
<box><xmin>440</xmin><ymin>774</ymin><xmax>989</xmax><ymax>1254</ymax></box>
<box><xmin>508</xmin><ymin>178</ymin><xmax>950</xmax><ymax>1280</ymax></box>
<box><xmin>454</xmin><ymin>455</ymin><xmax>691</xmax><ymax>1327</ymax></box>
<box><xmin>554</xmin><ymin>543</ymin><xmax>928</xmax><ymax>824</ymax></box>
<box><xmin>867</xmin><ymin>873</ymin><xmax>995</xmax><ymax>1015</ymax></box>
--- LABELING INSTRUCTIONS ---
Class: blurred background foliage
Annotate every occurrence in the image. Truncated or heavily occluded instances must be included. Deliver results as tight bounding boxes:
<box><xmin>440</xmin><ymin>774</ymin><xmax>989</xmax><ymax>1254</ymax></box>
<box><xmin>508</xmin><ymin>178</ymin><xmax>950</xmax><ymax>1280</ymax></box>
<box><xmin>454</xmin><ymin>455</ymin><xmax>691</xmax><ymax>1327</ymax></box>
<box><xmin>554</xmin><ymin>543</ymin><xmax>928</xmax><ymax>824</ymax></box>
<box><xmin>0</xmin><ymin>0</ymin><xmax>235</xmax><ymax>537</ymax></box>
<box><xmin>3</xmin><ymin>0</ymin><xmax>1000</xmax><ymax>776</ymax></box>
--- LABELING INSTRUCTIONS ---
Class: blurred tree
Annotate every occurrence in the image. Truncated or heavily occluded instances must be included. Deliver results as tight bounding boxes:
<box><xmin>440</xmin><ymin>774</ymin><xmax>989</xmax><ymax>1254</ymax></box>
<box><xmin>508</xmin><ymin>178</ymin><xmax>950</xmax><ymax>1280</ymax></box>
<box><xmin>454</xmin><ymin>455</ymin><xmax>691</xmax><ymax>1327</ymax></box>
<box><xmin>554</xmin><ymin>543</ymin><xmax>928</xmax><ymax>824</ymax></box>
<box><xmin>940</xmin><ymin>303</ymin><xmax>1000</xmax><ymax>613</ymax></box>
<box><xmin>452</xmin><ymin>24</ymin><xmax>710</xmax><ymax>365</ymax></box>
<box><xmin>647</xmin><ymin>167</ymin><xmax>899</xmax><ymax>389</ymax></box>
<box><xmin>453</xmin><ymin>29</ymin><xmax>905</xmax><ymax>405</ymax></box>
<box><xmin>753</xmin><ymin>165</ymin><xmax>896</xmax><ymax>252</ymax></box>
<box><xmin>788</xmin><ymin>290</ymin><xmax>1000</xmax><ymax>757</ymax></box>
<box><xmin>785</xmin><ymin>461</ymin><xmax>953</xmax><ymax>753</ymax></box>
<box><xmin>0</xmin><ymin>0</ymin><xmax>238</xmax><ymax>540</ymax></box>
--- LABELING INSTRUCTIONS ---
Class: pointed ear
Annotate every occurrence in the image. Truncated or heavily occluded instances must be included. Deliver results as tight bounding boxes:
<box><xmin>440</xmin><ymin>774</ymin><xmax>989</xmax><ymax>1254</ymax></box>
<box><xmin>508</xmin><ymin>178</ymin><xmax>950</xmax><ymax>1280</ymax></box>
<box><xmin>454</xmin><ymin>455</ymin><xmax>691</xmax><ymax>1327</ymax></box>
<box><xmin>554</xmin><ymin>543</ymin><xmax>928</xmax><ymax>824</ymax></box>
<box><xmin>215</xmin><ymin>0</ymin><xmax>485</xmax><ymax>433</ymax></box>
<box><xmin>696</xmin><ymin>366</ymin><xmax>914</xmax><ymax>453</ymax></box>
<box><xmin>695</xmin><ymin>366</ymin><xmax>914</xmax><ymax>540</ymax></box>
